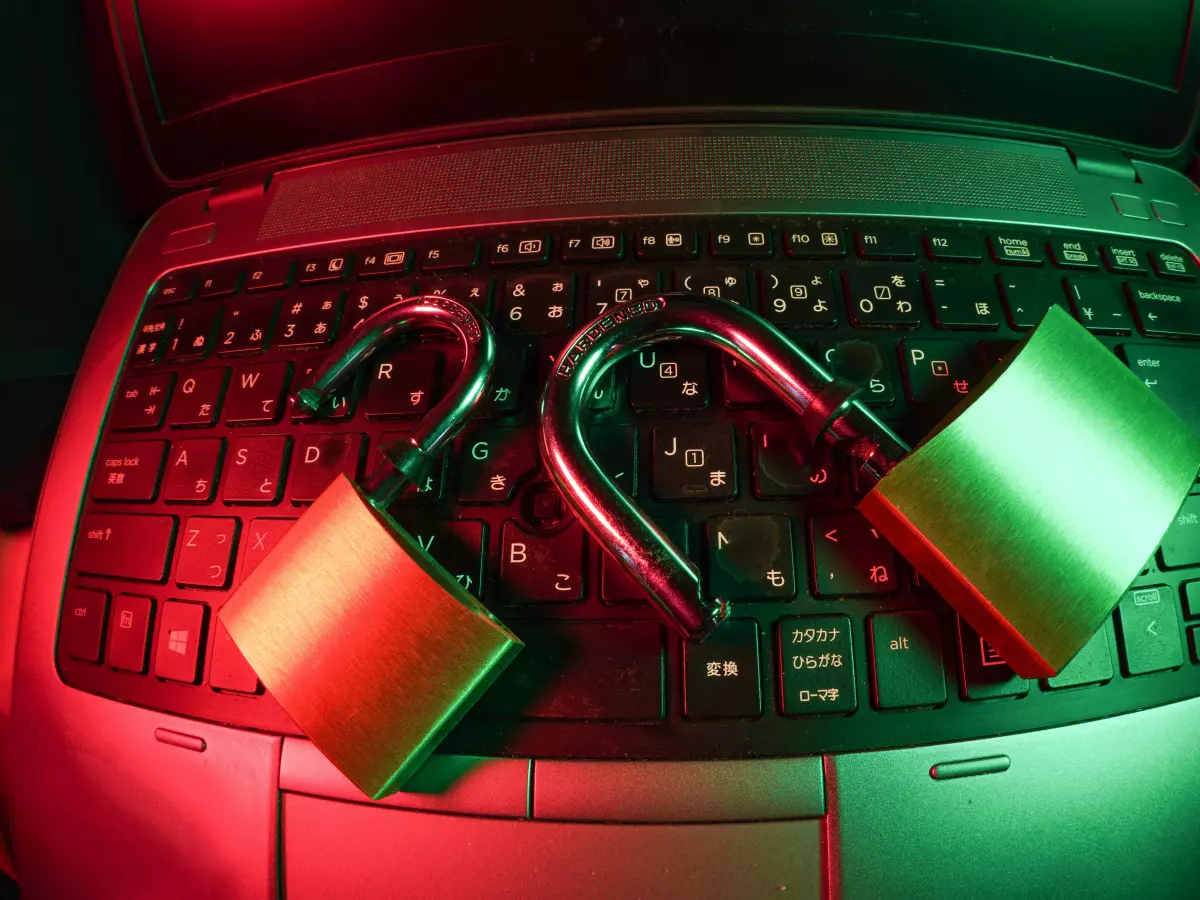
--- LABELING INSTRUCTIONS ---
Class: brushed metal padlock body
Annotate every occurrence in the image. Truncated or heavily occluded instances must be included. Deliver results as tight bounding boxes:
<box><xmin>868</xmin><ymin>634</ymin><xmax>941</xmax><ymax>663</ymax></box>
<box><xmin>860</xmin><ymin>306</ymin><xmax>1200</xmax><ymax>677</ymax></box>
<box><xmin>221</xmin><ymin>475</ymin><xmax>521</xmax><ymax>800</ymax></box>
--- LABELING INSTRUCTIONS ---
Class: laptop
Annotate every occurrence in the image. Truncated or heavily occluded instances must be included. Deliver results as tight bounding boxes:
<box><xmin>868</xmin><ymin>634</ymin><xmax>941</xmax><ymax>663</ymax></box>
<box><xmin>11</xmin><ymin>2</ymin><xmax>1200</xmax><ymax>897</ymax></box>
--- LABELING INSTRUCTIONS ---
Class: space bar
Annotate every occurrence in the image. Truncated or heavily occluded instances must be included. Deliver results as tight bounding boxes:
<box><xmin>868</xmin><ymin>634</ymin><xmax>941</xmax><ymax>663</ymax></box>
<box><xmin>477</xmin><ymin>621</ymin><xmax>665</xmax><ymax>721</ymax></box>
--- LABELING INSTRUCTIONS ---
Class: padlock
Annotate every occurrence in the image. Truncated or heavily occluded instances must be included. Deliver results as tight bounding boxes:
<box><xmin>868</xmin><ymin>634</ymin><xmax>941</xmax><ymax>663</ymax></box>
<box><xmin>220</xmin><ymin>295</ymin><xmax>521</xmax><ymax>800</ymax></box>
<box><xmin>540</xmin><ymin>295</ymin><xmax>1200</xmax><ymax>676</ymax></box>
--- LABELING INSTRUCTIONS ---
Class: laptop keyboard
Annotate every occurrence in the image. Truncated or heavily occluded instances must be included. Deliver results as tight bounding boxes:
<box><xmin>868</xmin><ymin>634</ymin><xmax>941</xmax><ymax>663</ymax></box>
<box><xmin>57</xmin><ymin>217</ymin><xmax>1200</xmax><ymax>759</ymax></box>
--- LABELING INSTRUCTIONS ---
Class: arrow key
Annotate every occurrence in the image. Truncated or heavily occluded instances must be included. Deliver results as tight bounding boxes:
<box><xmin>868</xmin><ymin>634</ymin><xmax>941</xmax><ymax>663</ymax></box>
<box><xmin>809</xmin><ymin>511</ymin><xmax>898</xmax><ymax>597</ymax></box>
<box><xmin>1116</xmin><ymin>585</ymin><xmax>1183</xmax><ymax>675</ymax></box>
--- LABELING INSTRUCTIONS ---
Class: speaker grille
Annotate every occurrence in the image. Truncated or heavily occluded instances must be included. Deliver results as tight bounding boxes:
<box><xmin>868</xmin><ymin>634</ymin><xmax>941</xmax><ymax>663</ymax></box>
<box><xmin>259</xmin><ymin>132</ymin><xmax>1085</xmax><ymax>239</ymax></box>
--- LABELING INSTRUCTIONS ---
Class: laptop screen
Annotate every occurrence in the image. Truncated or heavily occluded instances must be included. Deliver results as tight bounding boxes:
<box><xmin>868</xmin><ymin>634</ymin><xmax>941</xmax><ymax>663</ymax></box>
<box><xmin>114</xmin><ymin>0</ymin><xmax>1198</xmax><ymax>182</ymax></box>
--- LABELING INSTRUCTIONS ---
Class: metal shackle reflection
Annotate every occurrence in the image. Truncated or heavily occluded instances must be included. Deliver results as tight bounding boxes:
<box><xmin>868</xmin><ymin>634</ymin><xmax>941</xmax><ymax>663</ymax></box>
<box><xmin>539</xmin><ymin>293</ymin><xmax>909</xmax><ymax>642</ymax></box>
<box><xmin>294</xmin><ymin>294</ymin><xmax>496</xmax><ymax>509</ymax></box>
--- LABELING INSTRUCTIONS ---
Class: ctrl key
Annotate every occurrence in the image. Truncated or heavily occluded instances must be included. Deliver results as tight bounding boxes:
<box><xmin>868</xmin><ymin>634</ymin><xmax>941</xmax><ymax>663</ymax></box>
<box><xmin>59</xmin><ymin>588</ymin><xmax>109</xmax><ymax>662</ymax></box>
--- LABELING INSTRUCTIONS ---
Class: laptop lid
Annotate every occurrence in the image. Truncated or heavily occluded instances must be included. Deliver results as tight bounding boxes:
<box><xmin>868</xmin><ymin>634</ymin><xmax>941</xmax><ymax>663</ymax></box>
<box><xmin>108</xmin><ymin>1</ymin><xmax>1200</xmax><ymax>186</ymax></box>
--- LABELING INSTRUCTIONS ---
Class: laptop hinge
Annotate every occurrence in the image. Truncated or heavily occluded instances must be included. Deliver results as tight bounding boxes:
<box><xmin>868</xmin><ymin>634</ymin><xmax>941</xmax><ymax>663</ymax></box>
<box><xmin>205</xmin><ymin>171</ymin><xmax>272</xmax><ymax>212</ymax></box>
<box><xmin>1067</xmin><ymin>143</ymin><xmax>1138</xmax><ymax>182</ymax></box>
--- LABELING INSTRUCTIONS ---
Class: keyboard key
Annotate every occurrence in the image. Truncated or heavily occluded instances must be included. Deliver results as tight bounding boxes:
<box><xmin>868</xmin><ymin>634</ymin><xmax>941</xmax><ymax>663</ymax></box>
<box><xmin>1190</xmin><ymin>627</ymin><xmax>1200</xmax><ymax>664</ymax></box>
<box><xmin>298</xmin><ymin>254</ymin><xmax>350</xmax><ymax>284</ymax></box>
<box><xmin>760</xmin><ymin>267</ymin><xmax>838</xmax><ymax>328</ymax></box>
<box><xmin>162</xmin><ymin>439</ymin><xmax>223</xmax><ymax>503</ymax></box>
<box><xmin>166</xmin><ymin>305</ymin><xmax>220</xmax><ymax>361</ymax></box>
<box><xmin>1184</xmin><ymin>581</ymin><xmax>1200</xmax><ymax>619</ymax></box>
<box><xmin>869</xmin><ymin>611</ymin><xmax>947</xmax><ymax>709</ymax></box>
<box><xmin>652</xmin><ymin>424</ymin><xmax>736</xmax><ymax>500</ymax></box>
<box><xmin>478</xmin><ymin>620</ymin><xmax>664</xmax><ymax>720</ymax></box>
<box><xmin>498</xmin><ymin>274</ymin><xmax>575</xmax><ymax>334</ymax></box>
<box><xmin>356</xmin><ymin>246</ymin><xmax>412</xmax><ymax>278</ymax></box>
<box><xmin>92</xmin><ymin>440</ymin><xmax>166</xmax><ymax>502</ymax></box>
<box><xmin>60</xmin><ymin>588</ymin><xmax>109</xmax><ymax>663</ymax></box>
<box><xmin>956</xmin><ymin>618</ymin><xmax>1028</xmax><ymax>700</ymax></box>
<box><xmin>151</xmin><ymin>272</ymin><xmax>194</xmax><ymax>306</ymax></box>
<box><xmin>290</xmin><ymin>357</ymin><xmax>356</xmax><ymax>422</ymax></box>
<box><xmin>1103</xmin><ymin>243</ymin><xmax>1147</xmax><ymax>274</ymax></box>
<box><xmin>636</xmin><ymin>228</ymin><xmax>698</xmax><ymax>261</ymax></box>
<box><xmin>372</xmin><ymin>431</ymin><xmax>446</xmax><ymax>504</ymax></box>
<box><xmin>1048</xmin><ymin>236</ymin><xmax>1099</xmax><ymax>269</ymax></box>
<box><xmin>75</xmin><ymin>513</ymin><xmax>176</xmax><ymax>581</ymax></box>
<box><xmin>175</xmin><ymin>517</ymin><xmax>238</xmax><ymax>589</ymax></box>
<box><xmin>276</xmin><ymin>292</ymin><xmax>343</xmax><ymax>348</ymax></box>
<box><xmin>107</xmin><ymin>594</ymin><xmax>153</xmax><ymax>673</ymax></box>
<box><xmin>1126</xmin><ymin>282</ymin><xmax>1200</xmax><ymax>338</ymax></box>
<box><xmin>500</xmin><ymin>521</ymin><xmax>585</xmax><ymax>602</ymax></box>
<box><xmin>112</xmin><ymin>373</ymin><xmax>174</xmax><ymax>431</ymax></box>
<box><xmin>424</xmin><ymin>277</ymin><xmax>492</xmax><ymax>314</ymax></box>
<box><xmin>421</xmin><ymin>240</ymin><xmax>479</xmax><ymax>272</ymax></box>
<box><xmin>168</xmin><ymin>367</ymin><xmax>228</xmax><ymax>427</ymax></box>
<box><xmin>997</xmin><ymin>271</ymin><xmax>1068</xmax><ymax>329</ymax></box>
<box><xmin>222</xmin><ymin>436</ymin><xmax>289</xmax><ymax>504</ymax></box>
<box><xmin>210</xmin><ymin>623</ymin><xmax>261</xmax><ymax>694</ymax></box>
<box><xmin>601</xmin><ymin>519</ymin><xmax>687</xmax><ymax>603</ymax></box>
<box><xmin>924</xmin><ymin>271</ymin><xmax>1001</xmax><ymax>330</ymax></box>
<box><xmin>900</xmin><ymin>339</ymin><xmax>983</xmax><ymax>407</ymax></box>
<box><xmin>395</xmin><ymin>518</ymin><xmax>486</xmax><ymax>599</ymax></box>
<box><xmin>225</xmin><ymin>362</ymin><xmax>290</xmax><ymax>425</ymax></box>
<box><xmin>1116</xmin><ymin>585</ymin><xmax>1184</xmax><ymax>675</ymax></box>
<box><xmin>809</xmin><ymin>511</ymin><xmax>898</xmax><ymax>597</ymax></box>
<box><xmin>706</xmin><ymin>514</ymin><xmax>795</xmax><ymax>600</ymax></box>
<box><xmin>562</xmin><ymin>231</ymin><xmax>623</xmax><ymax>262</ymax></box>
<box><xmin>629</xmin><ymin>345</ymin><xmax>709</xmax><ymax>410</ymax></box>
<box><xmin>683</xmin><ymin>619</ymin><xmax>762</xmax><ymax>719</ymax></box>
<box><xmin>923</xmin><ymin>231</ymin><xmax>983</xmax><ymax>263</ymax></box>
<box><xmin>855</xmin><ymin>227</ymin><xmax>916</xmax><ymax>261</ymax></box>
<box><xmin>217</xmin><ymin>297</ymin><xmax>277</xmax><ymax>355</ymax></box>
<box><xmin>195</xmin><ymin>268</ymin><xmax>240</xmax><ymax>299</ymax></box>
<box><xmin>491</xmin><ymin>236</ymin><xmax>551</xmax><ymax>266</ymax></box>
<box><xmin>812</xmin><ymin>338</ymin><xmax>897</xmax><ymax>408</ymax></box>
<box><xmin>343</xmin><ymin>283</ymin><xmax>410</xmax><ymax>333</ymax></box>
<box><xmin>988</xmin><ymin>232</ymin><xmax>1044</xmax><ymax>266</ymax></box>
<box><xmin>1045</xmin><ymin>622</ymin><xmax>1113</xmax><ymax>689</ymax></box>
<box><xmin>778</xmin><ymin>615</ymin><xmax>857</xmax><ymax>715</ymax></box>
<box><xmin>1150</xmin><ymin>248</ymin><xmax>1197</xmax><ymax>280</ymax></box>
<box><xmin>588</xmin><ymin>424</ymin><xmax>636</xmax><ymax>497</ymax></box>
<box><xmin>751</xmin><ymin>421</ymin><xmax>836</xmax><ymax>497</ymax></box>
<box><xmin>238</xmin><ymin>518</ymin><xmax>297</xmax><ymax>584</ymax></box>
<box><xmin>153</xmin><ymin>600</ymin><xmax>207</xmax><ymax>684</ymax></box>
<box><xmin>243</xmin><ymin>259</ymin><xmax>293</xmax><ymax>292</ymax></box>
<box><xmin>456</xmin><ymin>427</ymin><xmax>539</xmax><ymax>503</ymax></box>
<box><xmin>784</xmin><ymin>225</ymin><xmax>845</xmax><ymax>259</ymax></box>
<box><xmin>674</xmin><ymin>266</ymin><xmax>749</xmax><ymax>305</ymax></box>
<box><xmin>130</xmin><ymin>312</ymin><xmax>173</xmax><ymax>366</ymax></box>
<box><xmin>710</xmin><ymin>224</ymin><xmax>773</xmax><ymax>259</ymax></box>
<box><xmin>844</xmin><ymin>267</ymin><xmax>922</xmax><ymax>327</ymax></box>
<box><xmin>472</xmin><ymin>341</ymin><xmax>524</xmax><ymax>416</ymax></box>
<box><xmin>289</xmin><ymin>433</ymin><xmax>363</xmax><ymax>503</ymax></box>
<box><xmin>1064</xmin><ymin>278</ymin><xmax>1133</xmax><ymax>335</ymax></box>
<box><xmin>723</xmin><ymin>356</ymin><xmax>777</xmax><ymax>408</ymax></box>
<box><xmin>1159</xmin><ymin>494</ymin><xmax>1200</xmax><ymax>568</ymax></box>
<box><xmin>585</xmin><ymin>270</ymin><xmax>659</xmax><ymax>318</ymax></box>
<box><xmin>361</xmin><ymin>349</ymin><xmax>439</xmax><ymax>419</ymax></box>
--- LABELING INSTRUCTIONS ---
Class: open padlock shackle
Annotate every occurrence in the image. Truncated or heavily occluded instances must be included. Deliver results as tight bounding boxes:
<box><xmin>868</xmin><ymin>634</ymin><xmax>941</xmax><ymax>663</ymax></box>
<box><xmin>294</xmin><ymin>294</ymin><xmax>496</xmax><ymax>509</ymax></box>
<box><xmin>540</xmin><ymin>293</ymin><xmax>909</xmax><ymax>641</ymax></box>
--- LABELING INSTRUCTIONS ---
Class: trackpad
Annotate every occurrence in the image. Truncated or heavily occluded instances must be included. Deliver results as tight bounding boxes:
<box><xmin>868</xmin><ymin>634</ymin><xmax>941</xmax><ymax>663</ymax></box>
<box><xmin>283</xmin><ymin>793</ymin><xmax>824</xmax><ymax>899</ymax></box>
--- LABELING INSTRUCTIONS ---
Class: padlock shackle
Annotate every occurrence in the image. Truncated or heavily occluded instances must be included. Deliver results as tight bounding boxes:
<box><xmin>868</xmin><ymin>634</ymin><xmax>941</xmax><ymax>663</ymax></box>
<box><xmin>294</xmin><ymin>294</ymin><xmax>496</xmax><ymax>508</ymax></box>
<box><xmin>539</xmin><ymin>293</ymin><xmax>908</xmax><ymax>642</ymax></box>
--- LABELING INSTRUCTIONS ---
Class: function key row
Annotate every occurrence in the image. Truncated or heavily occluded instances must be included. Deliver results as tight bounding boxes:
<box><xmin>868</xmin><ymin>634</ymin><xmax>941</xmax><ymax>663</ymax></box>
<box><xmin>151</xmin><ymin>225</ymin><xmax>1198</xmax><ymax>306</ymax></box>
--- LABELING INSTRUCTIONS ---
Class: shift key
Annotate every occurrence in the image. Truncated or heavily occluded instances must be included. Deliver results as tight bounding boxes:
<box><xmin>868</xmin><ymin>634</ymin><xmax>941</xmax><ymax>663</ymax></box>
<box><xmin>75</xmin><ymin>513</ymin><xmax>176</xmax><ymax>582</ymax></box>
